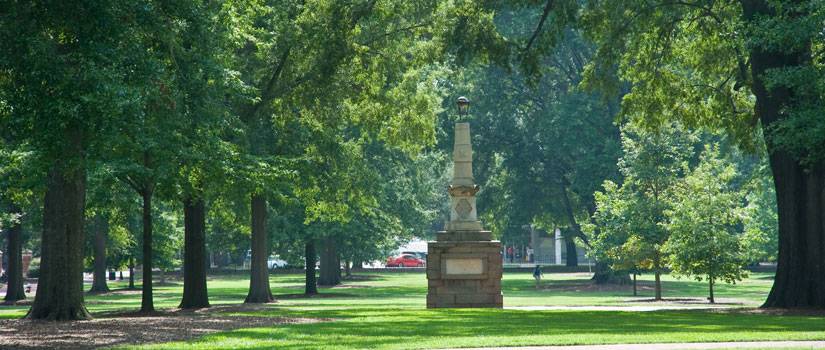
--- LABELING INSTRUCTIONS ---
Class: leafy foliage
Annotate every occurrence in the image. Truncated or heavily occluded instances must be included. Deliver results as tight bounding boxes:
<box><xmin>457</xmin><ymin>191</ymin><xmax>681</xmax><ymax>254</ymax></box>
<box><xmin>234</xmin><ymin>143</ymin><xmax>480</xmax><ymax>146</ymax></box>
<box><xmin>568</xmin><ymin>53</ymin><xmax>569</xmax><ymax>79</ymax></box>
<box><xmin>665</xmin><ymin>145</ymin><xmax>748</xmax><ymax>294</ymax></box>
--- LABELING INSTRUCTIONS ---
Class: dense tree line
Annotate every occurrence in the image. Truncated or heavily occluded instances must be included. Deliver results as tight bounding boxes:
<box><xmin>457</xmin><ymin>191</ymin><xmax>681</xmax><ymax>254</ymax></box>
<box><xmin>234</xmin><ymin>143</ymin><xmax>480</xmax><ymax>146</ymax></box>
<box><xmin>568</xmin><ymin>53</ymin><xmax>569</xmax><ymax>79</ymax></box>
<box><xmin>0</xmin><ymin>0</ymin><xmax>815</xmax><ymax>323</ymax></box>
<box><xmin>0</xmin><ymin>0</ymin><xmax>463</xmax><ymax>320</ymax></box>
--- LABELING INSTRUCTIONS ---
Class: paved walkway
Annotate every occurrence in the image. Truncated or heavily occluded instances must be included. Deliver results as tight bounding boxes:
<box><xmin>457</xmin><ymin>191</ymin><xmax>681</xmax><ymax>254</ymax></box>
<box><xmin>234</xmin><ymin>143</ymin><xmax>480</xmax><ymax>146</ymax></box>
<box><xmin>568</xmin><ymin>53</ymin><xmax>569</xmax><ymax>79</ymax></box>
<box><xmin>441</xmin><ymin>340</ymin><xmax>825</xmax><ymax>350</ymax></box>
<box><xmin>506</xmin><ymin>305</ymin><xmax>735</xmax><ymax>312</ymax></box>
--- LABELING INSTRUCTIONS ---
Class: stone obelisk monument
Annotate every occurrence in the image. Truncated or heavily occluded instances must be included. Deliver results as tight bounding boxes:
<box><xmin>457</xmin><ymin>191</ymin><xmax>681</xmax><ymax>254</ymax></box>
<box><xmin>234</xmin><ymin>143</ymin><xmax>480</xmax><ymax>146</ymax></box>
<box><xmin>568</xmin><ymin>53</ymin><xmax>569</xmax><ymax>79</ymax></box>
<box><xmin>427</xmin><ymin>111</ymin><xmax>503</xmax><ymax>308</ymax></box>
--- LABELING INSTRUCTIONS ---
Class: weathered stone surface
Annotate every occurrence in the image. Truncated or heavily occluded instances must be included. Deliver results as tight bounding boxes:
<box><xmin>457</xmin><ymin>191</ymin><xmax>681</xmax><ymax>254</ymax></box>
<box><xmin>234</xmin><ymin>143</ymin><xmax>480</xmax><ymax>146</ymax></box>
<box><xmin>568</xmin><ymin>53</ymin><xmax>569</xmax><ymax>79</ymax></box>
<box><xmin>445</xmin><ymin>258</ymin><xmax>483</xmax><ymax>275</ymax></box>
<box><xmin>436</xmin><ymin>231</ymin><xmax>492</xmax><ymax>241</ymax></box>
<box><xmin>427</xmin><ymin>121</ymin><xmax>502</xmax><ymax>309</ymax></box>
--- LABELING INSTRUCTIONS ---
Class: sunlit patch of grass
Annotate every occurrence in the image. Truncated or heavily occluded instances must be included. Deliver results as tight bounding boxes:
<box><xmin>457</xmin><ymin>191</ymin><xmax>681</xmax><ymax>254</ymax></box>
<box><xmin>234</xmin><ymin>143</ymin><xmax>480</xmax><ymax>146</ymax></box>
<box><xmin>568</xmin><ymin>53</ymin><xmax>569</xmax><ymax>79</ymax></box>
<box><xmin>4</xmin><ymin>271</ymin><xmax>823</xmax><ymax>349</ymax></box>
<box><xmin>129</xmin><ymin>308</ymin><xmax>825</xmax><ymax>350</ymax></box>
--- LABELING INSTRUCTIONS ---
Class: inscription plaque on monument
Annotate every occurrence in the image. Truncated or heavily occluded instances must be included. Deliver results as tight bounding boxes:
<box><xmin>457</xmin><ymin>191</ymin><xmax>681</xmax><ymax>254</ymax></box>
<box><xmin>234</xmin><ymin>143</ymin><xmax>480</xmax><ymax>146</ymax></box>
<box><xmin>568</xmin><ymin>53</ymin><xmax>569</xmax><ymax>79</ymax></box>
<box><xmin>427</xmin><ymin>115</ymin><xmax>503</xmax><ymax>309</ymax></box>
<box><xmin>446</xmin><ymin>258</ymin><xmax>483</xmax><ymax>275</ymax></box>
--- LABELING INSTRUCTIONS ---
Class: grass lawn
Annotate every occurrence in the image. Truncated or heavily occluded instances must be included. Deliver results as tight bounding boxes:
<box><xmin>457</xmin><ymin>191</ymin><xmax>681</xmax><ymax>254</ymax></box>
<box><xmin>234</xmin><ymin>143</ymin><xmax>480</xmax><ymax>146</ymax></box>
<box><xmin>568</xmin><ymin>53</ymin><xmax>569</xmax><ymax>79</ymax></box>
<box><xmin>2</xmin><ymin>271</ymin><xmax>824</xmax><ymax>349</ymax></box>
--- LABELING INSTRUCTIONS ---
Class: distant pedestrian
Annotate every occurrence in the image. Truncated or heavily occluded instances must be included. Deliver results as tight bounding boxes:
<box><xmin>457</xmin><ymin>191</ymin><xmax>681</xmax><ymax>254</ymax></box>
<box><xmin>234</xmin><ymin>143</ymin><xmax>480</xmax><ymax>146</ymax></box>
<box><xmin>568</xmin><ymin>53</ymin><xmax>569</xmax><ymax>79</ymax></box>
<box><xmin>533</xmin><ymin>265</ymin><xmax>544</xmax><ymax>289</ymax></box>
<box><xmin>526</xmin><ymin>246</ymin><xmax>534</xmax><ymax>263</ymax></box>
<box><xmin>507</xmin><ymin>246</ymin><xmax>514</xmax><ymax>263</ymax></box>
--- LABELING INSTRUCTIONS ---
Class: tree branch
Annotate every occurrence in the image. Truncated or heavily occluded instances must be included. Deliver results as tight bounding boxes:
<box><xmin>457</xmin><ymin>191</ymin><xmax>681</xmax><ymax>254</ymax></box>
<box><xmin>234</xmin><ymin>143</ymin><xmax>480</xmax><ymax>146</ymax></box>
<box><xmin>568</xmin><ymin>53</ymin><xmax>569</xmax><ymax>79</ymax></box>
<box><xmin>525</xmin><ymin>0</ymin><xmax>554</xmax><ymax>53</ymax></box>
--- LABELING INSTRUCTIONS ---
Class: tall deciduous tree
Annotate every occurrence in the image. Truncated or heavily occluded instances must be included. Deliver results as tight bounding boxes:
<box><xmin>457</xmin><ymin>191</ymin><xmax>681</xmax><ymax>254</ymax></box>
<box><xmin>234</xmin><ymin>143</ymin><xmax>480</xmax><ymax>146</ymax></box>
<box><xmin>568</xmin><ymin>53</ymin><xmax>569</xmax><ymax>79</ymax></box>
<box><xmin>587</xmin><ymin>122</ymin><xmax>696</xmax><ymax>300</ymax></box>
<box><xmin>0</xmin><ymin>1</ymin><xmax>157</xmax><ymax>320</ymax></box>
<box><xmin>665</xmin><ymin>145</ymin><xmax>748</xmax><ymax>304</ymax></box>
<box><xmin>224</xmin><ymin>0</ymin><xmax>450</xmax><ymax>300</ymax></box>
<box><xmin>573</xmin><ymin>0</ymin><xmax>825</xmax><ymax>308</ymax></box>
<box><xmin>2</xmin><ymin>204</ymin><xmax>26</xmax><ymax>303</ymax></box>
<box><xmin>88</xmin><ymin>214</ymin><xmax>110</xmax><ymax>293</ymax></box>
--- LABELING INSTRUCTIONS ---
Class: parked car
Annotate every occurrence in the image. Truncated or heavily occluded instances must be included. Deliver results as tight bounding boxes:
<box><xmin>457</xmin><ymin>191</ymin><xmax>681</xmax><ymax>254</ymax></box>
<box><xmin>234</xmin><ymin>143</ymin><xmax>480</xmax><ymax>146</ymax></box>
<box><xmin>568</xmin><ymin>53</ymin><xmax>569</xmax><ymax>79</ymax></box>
<box><xmin>268</xmin><ymin>255</ymin><xmax>289</xmax><ymax>269</ymax></box>
<box><xmin>401</xmin><ymin>251</ymin><xmax>427</xmax><ymax>260</ymax></box>
<box><xmin>386</xmin><ymin>254</ymin><xmax>425</xmax><ymax>267</ymax></box>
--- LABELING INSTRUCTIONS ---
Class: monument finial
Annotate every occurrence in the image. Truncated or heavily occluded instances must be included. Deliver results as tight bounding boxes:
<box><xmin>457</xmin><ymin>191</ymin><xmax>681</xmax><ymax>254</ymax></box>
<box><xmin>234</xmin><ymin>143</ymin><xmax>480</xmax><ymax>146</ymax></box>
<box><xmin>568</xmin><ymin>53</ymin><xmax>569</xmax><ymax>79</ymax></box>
<box><xmin>456</xmin><ymin>96</ymin><xmax>470</xmax><ymax>118</ymax></box>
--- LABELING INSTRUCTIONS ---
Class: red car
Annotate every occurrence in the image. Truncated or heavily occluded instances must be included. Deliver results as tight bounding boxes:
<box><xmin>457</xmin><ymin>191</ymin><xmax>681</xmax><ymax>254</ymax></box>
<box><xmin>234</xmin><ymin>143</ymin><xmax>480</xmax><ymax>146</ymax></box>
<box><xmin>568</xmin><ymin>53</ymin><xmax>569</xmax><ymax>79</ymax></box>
<box><xmin>386</xmin><ymin>254</ymin><xmax>425</xmax><ymax>267</ymax></box>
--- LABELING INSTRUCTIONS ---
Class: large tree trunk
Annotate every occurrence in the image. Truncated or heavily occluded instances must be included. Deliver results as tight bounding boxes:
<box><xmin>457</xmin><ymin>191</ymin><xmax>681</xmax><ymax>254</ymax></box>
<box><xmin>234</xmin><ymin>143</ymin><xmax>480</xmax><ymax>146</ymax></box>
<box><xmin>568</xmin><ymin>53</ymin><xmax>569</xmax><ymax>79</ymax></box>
<box><xmin>318</xmin><ymin>236</ymin><xmax>341</xmax><ymax>286</ymax></box>
<box><xmin>563</xmin><ymin>182</ymin><xmax>629</xmax><ymax>283</ymax></box>
<box><xmin>89</xmin><ymin>214</ymin><xmax>110</xmax><ymax>293</ymax></box>
<box><xmin>592</xmin><ymin>262</ymin><xmax>631</xmax><ymax>285</ymax></box>
<box><xmin>245</xmin><ymin>194</ymin><xmax>273</xmax><ymax>303</ymax></box>
<box><xmin>128</xmin><ymin>257</ymin><xmax>135</xmax><ymax>290</ymax></box>
<box><xmin>564</xmin><ymin>236</ymin><xmax>578</xmax><ymax>267</ymax></box>
<box><xmin>140</xmin><ymin>190</ymin><xmax>154</xmax><ymax>313</ymax></box>
<box><xmin>4</xmin><ymin>203</ymin><xmax>26</xmax><ymax>303</ymax></box>
<box><xmin>305</xmin><ymin>240</ymin><xmax>317</xmax><ymax>295</ymax></box>
<box><xmin>763</xmin><ymin>152</ymin><xmax>825</xmax><ymax>308</ymax></box>
<box><xmin>27</xmin><ymin>138</ymin><xmax>91</xmax><ymax>320</ymax></box>
<box><xmin>180</xmin><ymin>198</ymin><xmax>209</xmax><ymax>309</ymax></box>
<box><xmin>743</xmin><ymin>0</ymin><xmax>825</xmax><ymax>309</ymax></box>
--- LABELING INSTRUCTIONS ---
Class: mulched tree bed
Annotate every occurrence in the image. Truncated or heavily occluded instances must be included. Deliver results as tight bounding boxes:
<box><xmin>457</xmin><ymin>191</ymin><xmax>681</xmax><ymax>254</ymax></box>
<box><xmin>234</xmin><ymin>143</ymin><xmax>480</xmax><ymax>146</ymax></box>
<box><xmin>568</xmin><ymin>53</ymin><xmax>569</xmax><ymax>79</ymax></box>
<box><xmin>0</xmin><ymin>304</ymin><xmax>327</xmax><ymax>349</ymax></box>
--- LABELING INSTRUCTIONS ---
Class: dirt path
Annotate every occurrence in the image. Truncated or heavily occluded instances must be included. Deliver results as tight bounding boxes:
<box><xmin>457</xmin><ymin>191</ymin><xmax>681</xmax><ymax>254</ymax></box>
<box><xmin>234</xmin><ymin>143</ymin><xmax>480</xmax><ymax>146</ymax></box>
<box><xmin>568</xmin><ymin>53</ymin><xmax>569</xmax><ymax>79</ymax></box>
<box><xmin>439</xmin><ymin>341</ymin><xmax>825</xmax><ymax>350</ymax></box>
<box><xmin>0</xmin><ymin>304</ymin><xmax>325</xmax><ymax>349</ymax></box>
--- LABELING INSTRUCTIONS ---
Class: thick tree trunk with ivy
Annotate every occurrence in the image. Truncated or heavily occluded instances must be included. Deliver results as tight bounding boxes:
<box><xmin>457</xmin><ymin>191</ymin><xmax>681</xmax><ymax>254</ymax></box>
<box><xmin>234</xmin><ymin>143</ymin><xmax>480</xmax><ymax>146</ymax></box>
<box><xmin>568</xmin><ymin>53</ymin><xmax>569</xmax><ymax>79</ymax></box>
<box><xmin>180</xmin><ymin>198</ymin><xmax>209</xmax><ymax>309</ymax></box>
<box><xmin>4</xmin><ymin>203</ymin><xmax>26</xmax><ymax>303</ymax></box>
<box><xmin>89</xmin><ymin>214</ymin><xmax>110</xmax><ymax>293</ymax></box>
<box><xmin>27</xmin><ymin>134</ymin><xmax>91</xmax><ymax>320</ymax></box>
<box><xmin>245</xmin><ymin>194</ymin><xmax>273</xmax><ymax>303</ymax></box>
<box><xmin>742</xmin><ymin>0</ymin><xmax>825</xmax><ymax>309</ymax></box>
<box><xmin>305</xmin><ymin>240</ymin><xmax>318</xmax><ymax>295</ymax></box>
<box><xmin>140</xmin><ymin>190</ymin><xmax>154</xmax><ymax>313</ymax></box>
<box><xmin>318</xmin><ymin>237</ymin><xmax>341</xmax><ymax>286</ymax></box>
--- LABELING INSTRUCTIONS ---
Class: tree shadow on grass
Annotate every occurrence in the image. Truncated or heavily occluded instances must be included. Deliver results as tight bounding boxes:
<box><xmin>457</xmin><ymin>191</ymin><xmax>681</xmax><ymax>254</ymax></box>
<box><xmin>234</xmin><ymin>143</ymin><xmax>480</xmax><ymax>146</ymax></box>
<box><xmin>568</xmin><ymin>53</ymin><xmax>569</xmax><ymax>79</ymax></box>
<box><xmin>195</xmin><ymin>308</ymin><xmax>825</xmax><ymax>350</ymax></box>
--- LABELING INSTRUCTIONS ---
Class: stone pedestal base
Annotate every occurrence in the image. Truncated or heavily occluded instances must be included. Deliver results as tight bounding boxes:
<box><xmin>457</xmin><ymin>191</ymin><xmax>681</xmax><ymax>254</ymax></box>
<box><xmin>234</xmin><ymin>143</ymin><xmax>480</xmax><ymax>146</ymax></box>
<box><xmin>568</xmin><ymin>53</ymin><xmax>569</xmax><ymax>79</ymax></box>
<box><xmin>426</xmin><ymin>239</ymin><xmax>503</xmax><ymax>308</ymax></box>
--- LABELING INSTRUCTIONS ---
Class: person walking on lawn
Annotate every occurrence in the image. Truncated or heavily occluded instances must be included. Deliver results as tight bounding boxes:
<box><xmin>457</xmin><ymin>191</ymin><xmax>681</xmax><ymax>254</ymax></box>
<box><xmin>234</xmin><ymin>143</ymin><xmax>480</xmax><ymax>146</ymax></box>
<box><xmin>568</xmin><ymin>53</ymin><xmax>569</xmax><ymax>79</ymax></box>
<box><xmin>533</xmin><ymin>265</ymin><xmax>544</xmax><ymax>289</ymax></box>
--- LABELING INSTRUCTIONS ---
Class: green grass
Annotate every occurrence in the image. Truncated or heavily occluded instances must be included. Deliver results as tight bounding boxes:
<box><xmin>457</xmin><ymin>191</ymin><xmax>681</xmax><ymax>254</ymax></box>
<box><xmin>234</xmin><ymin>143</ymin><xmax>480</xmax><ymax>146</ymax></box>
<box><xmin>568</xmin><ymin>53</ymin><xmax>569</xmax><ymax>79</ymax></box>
<box><xmin>2</xmin><ymin>271</ymin><xmax>824</xmax><ymax>349</ymax></box>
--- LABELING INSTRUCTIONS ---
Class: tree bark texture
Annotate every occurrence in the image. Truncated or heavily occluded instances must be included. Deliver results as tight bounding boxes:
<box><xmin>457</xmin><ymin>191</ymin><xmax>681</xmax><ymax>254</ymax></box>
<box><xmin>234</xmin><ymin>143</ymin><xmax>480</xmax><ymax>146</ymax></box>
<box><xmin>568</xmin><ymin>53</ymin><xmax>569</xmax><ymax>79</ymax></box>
<box><xmin>245</xmin><ymin>194</ymin><xmax>273</xmax><ymax>303</ymax></box>
<box><xmin>4</xmin><ymin>203</ymin><xmax>26</xmax><ymax>303</ymax></box>
<box><xmin>742</xmin><ymin>0</ymin><xmax>825</xmax><ymax>309</ymax></box>
<box><xmin>305</xmin><ymin>240</ymin><xmax>317</xmax><ymax>295</ymax></box>
<box><xmin>318</xmin><ymin>237</ymin><xmax>341</xmax><ymax>286</ymax></box>
<box><xmin>592</xmin><ymin>262</ymin><xmax>631</xmax><ymax>285</ymax></box>
<box><xmin>128</xmin><ymin>257</ymin><xmax>135</xmax><ymax>290</ymax></box>
<box><xmin>27</xmin><ymin>136</ymin><xmax>91</xmax><ymax>320</ymax></box>
<box><xmin>564</xmin><ymin>236</ymin><xmax>578</xmax><ymax>267</ymax></box>
<box><xmin>140</xmin><ymin>190</ymin><xmax>154</xmax><ymax>313</ymax></box>
<box><xmin>654</xmin><ymin>271</ymin><xmax>662</xmax><ymax>301</ymax></box>
<box><xmin>89</xmin><ymin>214</ymin><xmax>110</xmax><ymax>293</ymax></box>
<box><xmin>180</xmin><ymin>198</ymin><xmax>209</xmax><ymax>309</ymax></box>
<box><xmin>709</xmin><ymin>278</ymin><xmax>715</xmax><ymax>304</ymax></box>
